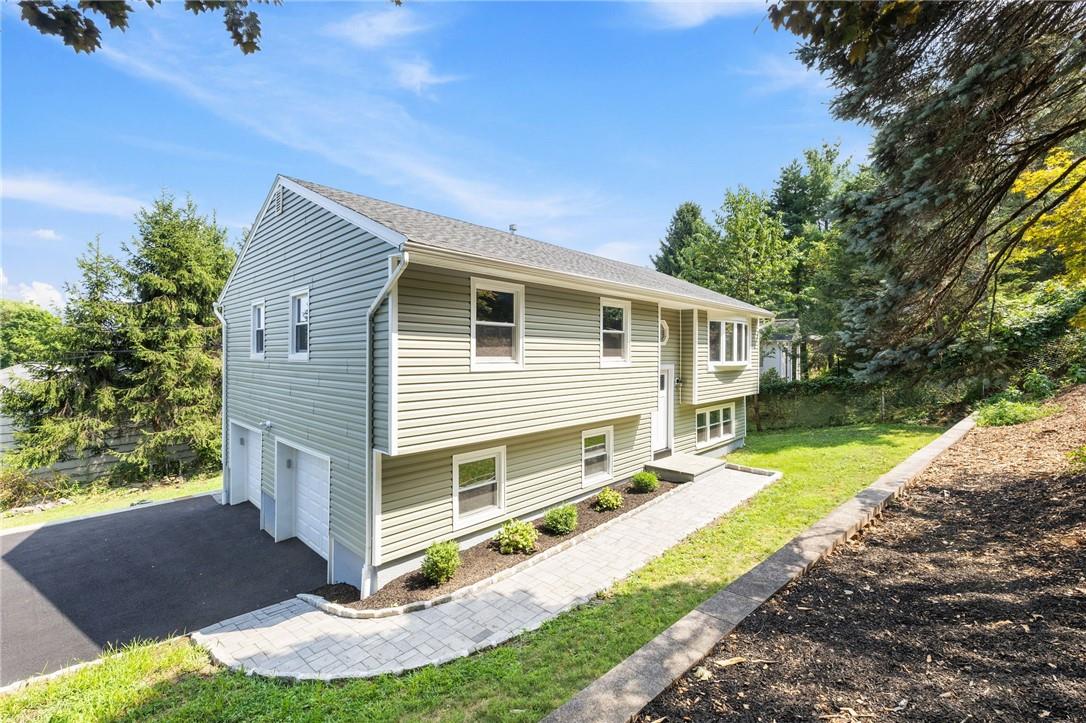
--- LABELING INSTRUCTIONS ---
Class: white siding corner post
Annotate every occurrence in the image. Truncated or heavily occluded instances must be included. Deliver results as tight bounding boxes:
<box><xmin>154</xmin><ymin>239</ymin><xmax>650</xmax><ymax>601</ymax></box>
<box><xmin>365</xmin><ymin>250</ymin><xmax>409</xmax><ymax>585</ymax></box>
<box><xmin>213</xmin><ymin>302</ymin><xmax>229</xmax><ymax>504</ymax></box>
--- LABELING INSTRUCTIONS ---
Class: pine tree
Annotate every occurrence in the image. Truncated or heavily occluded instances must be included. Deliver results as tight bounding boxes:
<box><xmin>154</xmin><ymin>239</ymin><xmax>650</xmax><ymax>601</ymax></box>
<box><xmin>653</xmin><ymin>202</ymin><xmax>714</xmax><ymax>276</ymax></box>
<box><xmin>120</xmin><ymin>195</ymin><xmax>235</xmax><ymax>475</ymax></box>
<box><xmin>0</xmin><ymin>240</ymin><xmax>131</xmax><ymax>472</ymax></box>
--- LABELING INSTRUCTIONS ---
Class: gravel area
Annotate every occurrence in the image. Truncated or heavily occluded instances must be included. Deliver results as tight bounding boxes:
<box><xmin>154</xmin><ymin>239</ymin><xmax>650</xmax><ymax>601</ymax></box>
<box><xmin>315</xmin><ymin>479</ymin><xmax>681</xmax><ymax>610</ymax></box>
<box><xmin>638</xmin><ymin>386</ymin><xmax>1086</xmax><ymax>723</ymax></box>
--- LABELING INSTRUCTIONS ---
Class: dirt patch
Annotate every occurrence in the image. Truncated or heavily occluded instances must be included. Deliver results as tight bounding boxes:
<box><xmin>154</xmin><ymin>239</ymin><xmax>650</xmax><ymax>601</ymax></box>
<box><xmin>314</xmin><ymin>479</ymin><xmax>682</xmax><ymax>610</ymax></box>
<box><xmin>638</xmin><ymin>386</ymin><xmax>1086</xmax><ymax>723</ymax></box>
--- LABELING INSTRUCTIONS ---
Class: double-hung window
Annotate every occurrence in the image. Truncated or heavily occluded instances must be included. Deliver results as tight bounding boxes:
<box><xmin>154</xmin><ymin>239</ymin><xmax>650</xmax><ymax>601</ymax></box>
<box><xmin>250</xmin><ymin>301</ymin><xmax>265</xmax><ymax>359</ymax></box>
<box><xmin>695</xmin><ymin>403</ymin><xmax>735</xmax><ymax>448</ymax></box>
<box><xmin>600</xmin><ymin>298</ymin><xmax>631</xmax><ymax>365</ymax></box>
<box><xmin>708</xmin><ymin>318</ymin><xmax>750</xmax><ymax>366</ymax></box>
<box><xmin>289</xmin><ymin>289</ymin><xmax>309</xmax><ymax>360</ymax></box>
<box><xmin>452</xmin><ymin>446</ymin><xmax>505</xmax><ymax>528</ymax></box>
<box><xmin>471</xmin><ymin>278</ymin><xmax>523</xmax><ymax>369</ymax></box>
<box><xmin>581</xmin><ymin>426</ymin><xmax>613</xmax><ymax>487</ymax></box>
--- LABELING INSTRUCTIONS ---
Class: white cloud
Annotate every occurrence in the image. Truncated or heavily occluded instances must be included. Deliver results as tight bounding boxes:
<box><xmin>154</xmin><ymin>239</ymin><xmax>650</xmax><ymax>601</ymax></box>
<box><xmin>326</xmin><ymin>8</ymin><xmax>430</xmax><ymax>49</ymax></box>
<box><xmin>97</xmin><ymin>29</ymin><xmax>597</xmax><ymax>230</ymax></box>
<box><xmin>588</xmin><ymin>240</ymin><xmax>656</xmax><ymax>266</ymax></box>
<box><xmin>391</xmin><ymin>59</ymin><xmax>462</xmax><ymax>95</ymax></box>
<box><xmin>0</xmin><ymin>268</ymin><xmax>65</xmax><ymax>311</ymax></box>
<box><xmin>2</xmin><ymin>173</ymin><xmax>143</xmax><ymax>218</ymax></box>
<box><xmin>642</xmin><ymin>1</ymin><xmax>764</xmax><ymax>30</ymax></box>
<box><xmin>31</xmin><ymin>228</ymin><xmax>63</xmax><ymax>241</ymax></box>
<box><xmin>732</xmin><ymin>54</ymin><xmax>831</xmax><ymax>95</ymax></box>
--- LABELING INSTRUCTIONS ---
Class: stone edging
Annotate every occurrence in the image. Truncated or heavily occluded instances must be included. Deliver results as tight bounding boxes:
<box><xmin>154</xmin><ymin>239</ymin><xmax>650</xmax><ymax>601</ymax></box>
<box><xmin>298</xmin><ymin>462</ymin><xmax>782</xmax><ymax>620</ymax></box>
<box><xmin>542</xmin><ymin>415</ymin><xmax>976</xmax><ymax>723</ymax></box>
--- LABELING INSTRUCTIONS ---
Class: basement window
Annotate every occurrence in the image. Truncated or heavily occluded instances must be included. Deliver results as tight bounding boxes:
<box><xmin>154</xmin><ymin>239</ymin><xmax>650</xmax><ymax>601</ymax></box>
<box><xmin>453</xmin><ymin>446</ymin><xmax>506</xmax><ymax>529</ymax></box>
<box><xmin>471</xmin><ymin>278</ymin><xmax>523</xmax><ymax>370</ymax></box>
<box><xmin>695</xmin><ymin>403</ymin><xmax>735</xmax><ymax>448</ymax></box>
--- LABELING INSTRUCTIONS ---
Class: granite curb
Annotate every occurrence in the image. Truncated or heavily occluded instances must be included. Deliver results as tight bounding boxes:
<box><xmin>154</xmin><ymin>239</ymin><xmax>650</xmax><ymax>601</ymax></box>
<box><xmin>542</xmin><ymin>415</ymin><xmax>976</xmax><ymax>723</ymax></box>
<box><xmin>299</xmin><ymin>464</ymin><xmax>781</xmax><ymax>621</ymax></box>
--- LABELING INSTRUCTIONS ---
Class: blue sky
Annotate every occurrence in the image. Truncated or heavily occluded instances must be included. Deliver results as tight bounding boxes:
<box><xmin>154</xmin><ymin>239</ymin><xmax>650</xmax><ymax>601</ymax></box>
<box><xmin>1</xmin><ymin>1</ymin><xmax>870</xmax><ymax>310</ymax></box>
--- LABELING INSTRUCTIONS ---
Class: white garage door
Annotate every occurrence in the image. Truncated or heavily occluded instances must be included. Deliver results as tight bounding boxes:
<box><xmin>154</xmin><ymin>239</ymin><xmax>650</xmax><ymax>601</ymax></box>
<box><xmin>293</xmin><ymin>449</ymin><xmax>330</xmax><ymax>559</ymax></box>
<box><xmin>245</xmin><ymin>429</ymin><xmax>261</xmax><ymax>507</ymax></box>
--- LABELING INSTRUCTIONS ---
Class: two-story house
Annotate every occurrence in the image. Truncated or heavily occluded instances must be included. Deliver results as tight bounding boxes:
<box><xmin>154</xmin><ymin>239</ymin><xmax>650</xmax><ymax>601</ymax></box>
<box><xmin>215</xmin><ymin>176</ymin><xmax>772</xmax><ymax>595</ymax></box>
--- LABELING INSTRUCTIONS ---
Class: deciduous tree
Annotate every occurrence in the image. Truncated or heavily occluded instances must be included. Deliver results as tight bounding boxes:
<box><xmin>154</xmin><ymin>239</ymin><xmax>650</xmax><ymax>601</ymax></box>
<box><xmin>0</xmin><ymin>301</ymin><xmax>64</xmax><ymax>369</ymax></box>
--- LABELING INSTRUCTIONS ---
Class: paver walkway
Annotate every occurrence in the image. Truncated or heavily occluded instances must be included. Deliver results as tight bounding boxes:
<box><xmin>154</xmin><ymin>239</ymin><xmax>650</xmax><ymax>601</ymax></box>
<box><xmin>193</xmin><ymin>466</ymin><xmax>778</xmax><ymax>680</ymax></box>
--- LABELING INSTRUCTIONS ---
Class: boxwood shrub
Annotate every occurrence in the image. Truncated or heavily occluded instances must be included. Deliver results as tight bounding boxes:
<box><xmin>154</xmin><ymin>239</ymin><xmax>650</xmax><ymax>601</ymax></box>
<box><xmin>495</xmin><ymin>519</ymin><xmax>538</xmax><ymax>554</ymax></box>
<box><xmin>630</xmin><ymin>470</ymin><xmax>660</xmax><ymax>493</ymax></box>
<box><xmin>542</xmin><ymin>504</ymin><xmax>577</xmax><ymax>535</ymax></box>
<box><xmin>594</xmin><ymin>487</ymin><xmax>623</xmax><ymax>512</ymax></box>
<box><xmin>420</xmin><ymin>540</ymin><xmax>460</xmax><ymax>585</ymax></box>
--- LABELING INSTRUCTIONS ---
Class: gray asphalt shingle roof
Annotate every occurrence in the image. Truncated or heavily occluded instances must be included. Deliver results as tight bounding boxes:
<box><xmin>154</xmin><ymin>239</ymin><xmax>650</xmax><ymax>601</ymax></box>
<box><xmin>289</xmin><ymin>177</ymin><xmax>771</xmax><ymax>315</ymax></box>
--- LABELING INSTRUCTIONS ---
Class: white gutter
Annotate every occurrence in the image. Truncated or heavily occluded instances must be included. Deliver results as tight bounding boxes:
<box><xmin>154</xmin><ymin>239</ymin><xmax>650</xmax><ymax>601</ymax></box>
<box><xmin>363</xmin><ymin>249</ymin><xmax>409</xmax><ymax>588</ymax></box>
<box><xmin>213</xmin><ymin>302</ymin><xmax>229</xmax><ymax>504</ymax></box>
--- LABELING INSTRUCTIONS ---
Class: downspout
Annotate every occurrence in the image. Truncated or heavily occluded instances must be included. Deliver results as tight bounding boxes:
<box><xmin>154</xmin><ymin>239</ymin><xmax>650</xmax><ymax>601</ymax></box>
<box><xmin>363</xmin><ymin>248</ymin><xmax>409</xmax><ymax>592</ymax></box>
<box><xmin>213</xmin><ymin>302</ymin><xmax>229</xmax><ymax>505</ymax></box>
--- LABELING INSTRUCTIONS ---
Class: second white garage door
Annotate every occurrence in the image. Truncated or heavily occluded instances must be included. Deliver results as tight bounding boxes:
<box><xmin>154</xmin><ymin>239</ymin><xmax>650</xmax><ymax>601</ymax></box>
<box><xmin>293</xmin><ymin>448</ymin><xmax>330</xmax><ymax>559</ymax></box>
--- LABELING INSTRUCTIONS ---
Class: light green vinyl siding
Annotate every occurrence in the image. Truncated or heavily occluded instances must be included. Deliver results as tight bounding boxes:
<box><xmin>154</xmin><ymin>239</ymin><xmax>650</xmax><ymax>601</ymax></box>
<box><xmin>380</xmin><ymin>413</ymin><xmax>650</xmax><ymax>563</ymax></box>
<box><xmin>679</xmin><ymin>309</ymin><xmax>696</xmax><ymax>407</ymax></box>
<box><xmin>220</xmin><ymin>187</ymin><xmax>396</xmax><ymax>556</ymax></box>
<box><xmin>694</xmin><ymin>310</ymin><xmax>761</xmax><ymax>404</ymax></box>
<box><xmin>372</xmin><ymin>297</ymin><xmax>390</xmax><ymax>453</ymax></box>
<box><xmin>395</xmin><ymin>264</ymin><xmax>657</xmax><ymax>455</ymax></box>
<box><xmin>660</xmin><ymin>307</ymin><xmax>681</xmax><ymax>369</ymax></box>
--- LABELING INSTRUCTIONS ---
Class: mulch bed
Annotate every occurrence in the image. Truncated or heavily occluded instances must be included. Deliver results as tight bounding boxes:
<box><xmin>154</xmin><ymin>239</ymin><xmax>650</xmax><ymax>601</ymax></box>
<box><xmin>638</xmin><ymin>385</ymin><xmax>1086</xmax><ymax>723</ymax></box>
<box><xmin>314</xmin><ymin>478</ymin><xmax>682</xmax><ymax>610</ymax></box>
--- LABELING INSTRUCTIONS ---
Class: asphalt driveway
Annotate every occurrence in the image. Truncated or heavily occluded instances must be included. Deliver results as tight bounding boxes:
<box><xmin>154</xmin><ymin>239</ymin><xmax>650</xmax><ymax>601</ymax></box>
<box><xmin>1</xmin><ymin>495</ymin><xmax>326</xmax><ymax>685</ymax></box>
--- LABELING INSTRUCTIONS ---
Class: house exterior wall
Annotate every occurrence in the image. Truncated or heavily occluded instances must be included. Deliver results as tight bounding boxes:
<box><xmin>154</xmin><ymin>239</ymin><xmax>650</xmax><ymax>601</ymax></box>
<box><xmin>694</xmin><ymin>310</ymin><xmax>762</xmax><ymax>404</ymax></box>
<box><xmin>671</xmin><ymin>396</ymin><xmax>747</xmax><ymax>455</ymax></box>
<box><xmin>679</xmin><ymin>308</ymin><xmax>696</xmax><ymax>407</ymax></box>
<box><xmin>220</xmin><ymin>186</ymin><xmax>396</xmax><ymax>560</ymax></box>
<box><xmin>379</xmin><ymin>413</ymin><xmax>650</xmax><ymax>564</ymax></box>
<box><xmin>393</xmin><ymin>263</ymin><xmax>658</xmax><ymax>456</ymax></box>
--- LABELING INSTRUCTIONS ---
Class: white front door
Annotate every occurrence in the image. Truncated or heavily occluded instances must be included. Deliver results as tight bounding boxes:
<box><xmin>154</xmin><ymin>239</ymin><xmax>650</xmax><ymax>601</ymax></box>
<box><xmin>653</xmin><ymin>365</ymin><xmax>674</xmax><ymax>452</ymax></box>
<box><xmin>293</xmin><ymin>448</ymin><xmax>330</xmax><ymax>559</ymax></box>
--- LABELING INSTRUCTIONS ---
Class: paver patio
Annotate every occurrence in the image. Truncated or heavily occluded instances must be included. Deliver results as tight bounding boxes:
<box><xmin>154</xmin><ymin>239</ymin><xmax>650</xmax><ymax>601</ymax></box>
<box><xmin>192</xmin><ymin>465</ymin><xmax>778</xmax><ymax>680</ymax></box>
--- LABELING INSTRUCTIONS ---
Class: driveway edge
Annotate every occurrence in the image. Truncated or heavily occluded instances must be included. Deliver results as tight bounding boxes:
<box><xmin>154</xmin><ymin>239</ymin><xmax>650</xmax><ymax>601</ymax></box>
<box><xmin>1</xmin><ymin>491</ymin><xmax>220</xmax><ymax>536</ymax></box>
<box><xmin>542</xmin><ymin>416</ymin><xmax>976</xmax><ymax>723</ymax></box>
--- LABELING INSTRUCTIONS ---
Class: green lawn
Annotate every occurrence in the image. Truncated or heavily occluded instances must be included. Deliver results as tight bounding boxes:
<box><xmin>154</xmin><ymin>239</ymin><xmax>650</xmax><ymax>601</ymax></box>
<box><xmin>1</xmin><ymin>474</ymin><xmax>222</xmax><ymax>530</ymax></box>
<box><xmin>0</xmin><ymin>424</ymin><xmax>941</xmax><ymax>722</ymax></box>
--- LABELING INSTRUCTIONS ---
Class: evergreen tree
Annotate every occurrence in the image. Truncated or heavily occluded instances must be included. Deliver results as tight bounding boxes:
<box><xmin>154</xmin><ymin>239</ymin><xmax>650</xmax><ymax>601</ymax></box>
<box><xmin>770</xmin><ymin>1</ymin><xmax>1086</xmax><ymax>373</ymax></box>
<box><xmin>652</xmin><ymin>202</ymin><xmax>714</xmax><ymax>276</ymax></box>
<box><xmin>678</xmin><ymin>188</ymin><xmax>797</xmax><ymax>312</ymax></box>
<box><xmin>120</xmin><ymin>195</ymin><xmax>236</xmax><ymax>474</ymax></box>
<box><xmin>1</xmin><ymin>241</ymin><xmax>131</xmax><ymax>472</ymax></box>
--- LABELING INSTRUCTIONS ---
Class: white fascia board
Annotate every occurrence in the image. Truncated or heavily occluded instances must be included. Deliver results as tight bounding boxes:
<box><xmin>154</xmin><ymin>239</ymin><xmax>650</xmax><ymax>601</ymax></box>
<box><xmin>405</xmin><ymin>243</ymin><xmax>773</xmax><ymax>318</ymax></box>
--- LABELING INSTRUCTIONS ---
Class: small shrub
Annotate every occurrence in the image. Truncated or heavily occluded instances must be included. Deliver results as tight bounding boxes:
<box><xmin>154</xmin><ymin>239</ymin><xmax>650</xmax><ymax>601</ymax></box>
<box><xmin>1021</xmin><ymin>368</ymin><xmax>1057</xmax><ymax>400</ymax></box>
<box><xmin>1066</xmin><ymin>364</ymin><xmax>1086</xmax><ymax>385</ymax></box>
<box><xmin>542</xmin><ymin>504</ymin><xmax>578</xmax><ymax>535</ymax></box>
<box><xmin>975</xmin><ymin>399</ymin><xmax>1054</xmax><ymax>427</ymax></box>
<box><xmin>495</xmin><ymin>519</ymin><xmax>538</xmax><ymax>554</ymax></box>
<box><xmin>420</xmin><ymin>540</ymin><xmax>460</xmax><ymax>585</ymax></box>
<box><xmin>594</xmin><ymin>487</ymin><xmax>623</xmax><ymax>512</ymax></box>
<box><xmin>630</xmin><ymin>471</ymin><xmax>660</xmax><ymax>493</ymax></box>
<box><xmin>1068</xmin><ymin>446</ymin><xmax>1086</xmax><ymax>474</ymax></box>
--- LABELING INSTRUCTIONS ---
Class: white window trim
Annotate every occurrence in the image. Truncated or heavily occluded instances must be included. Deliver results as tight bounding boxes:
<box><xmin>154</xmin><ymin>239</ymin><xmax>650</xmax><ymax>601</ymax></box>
<box><xmin>659</xmin><ymin>318</ymin><xmax>670</xmax><ymax>346</ymax></box>
<box><xmin>599</xmin><ymin>297</ymin><xmax>632</xmax><ymax>367</ymax></box>
<box><xmin>250</xmin><ymin>299</ymin><xmax>266</xmax><ymax>360</ymax></box>
<box><xmin>470</xmin><ymin>277</ymin><xmax>525</xmax><ymax>372</ymax></box>
<box><xmin>707</xmin><ymin>316</ymin><xmax>750</xmax><ymax>370</ymax></box>
<box><xmin>288</xmin><ymin>287</ymin><xmax>310</xmax><ymax>361</ymax></box>
<box><xmin>695</xmin><ymin>402</ymin><xmax>737</xmax><ymax>449</ymax></box>
<box><xmin>581</xmin><ymin>425</ymin><xmax>614</xmax><ymax>488</ymax></box>
<box><xmin>452</xmin><ymin>446</ymin><xmax>507</xmax><ymax>530</ymax></box>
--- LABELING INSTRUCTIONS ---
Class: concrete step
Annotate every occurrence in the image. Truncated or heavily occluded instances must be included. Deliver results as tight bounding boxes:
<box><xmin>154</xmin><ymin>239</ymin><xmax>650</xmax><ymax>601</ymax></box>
<box><xmin>644</xmin><ymin>453</ymin><xmax>728</xmax><ymax>483</ymax></box>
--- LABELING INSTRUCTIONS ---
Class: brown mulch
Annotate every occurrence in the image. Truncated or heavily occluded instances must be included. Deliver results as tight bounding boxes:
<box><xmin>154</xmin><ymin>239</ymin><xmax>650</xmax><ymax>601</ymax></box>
<box><xmin>314</xmin><ymin>478</ymin><xmax>682</xmax><ymax>610</ymax></box>
<box><xmin>638</xmin><ymin>385</ymin><xmax>1086</xmax><ymax>723</ymax></box>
